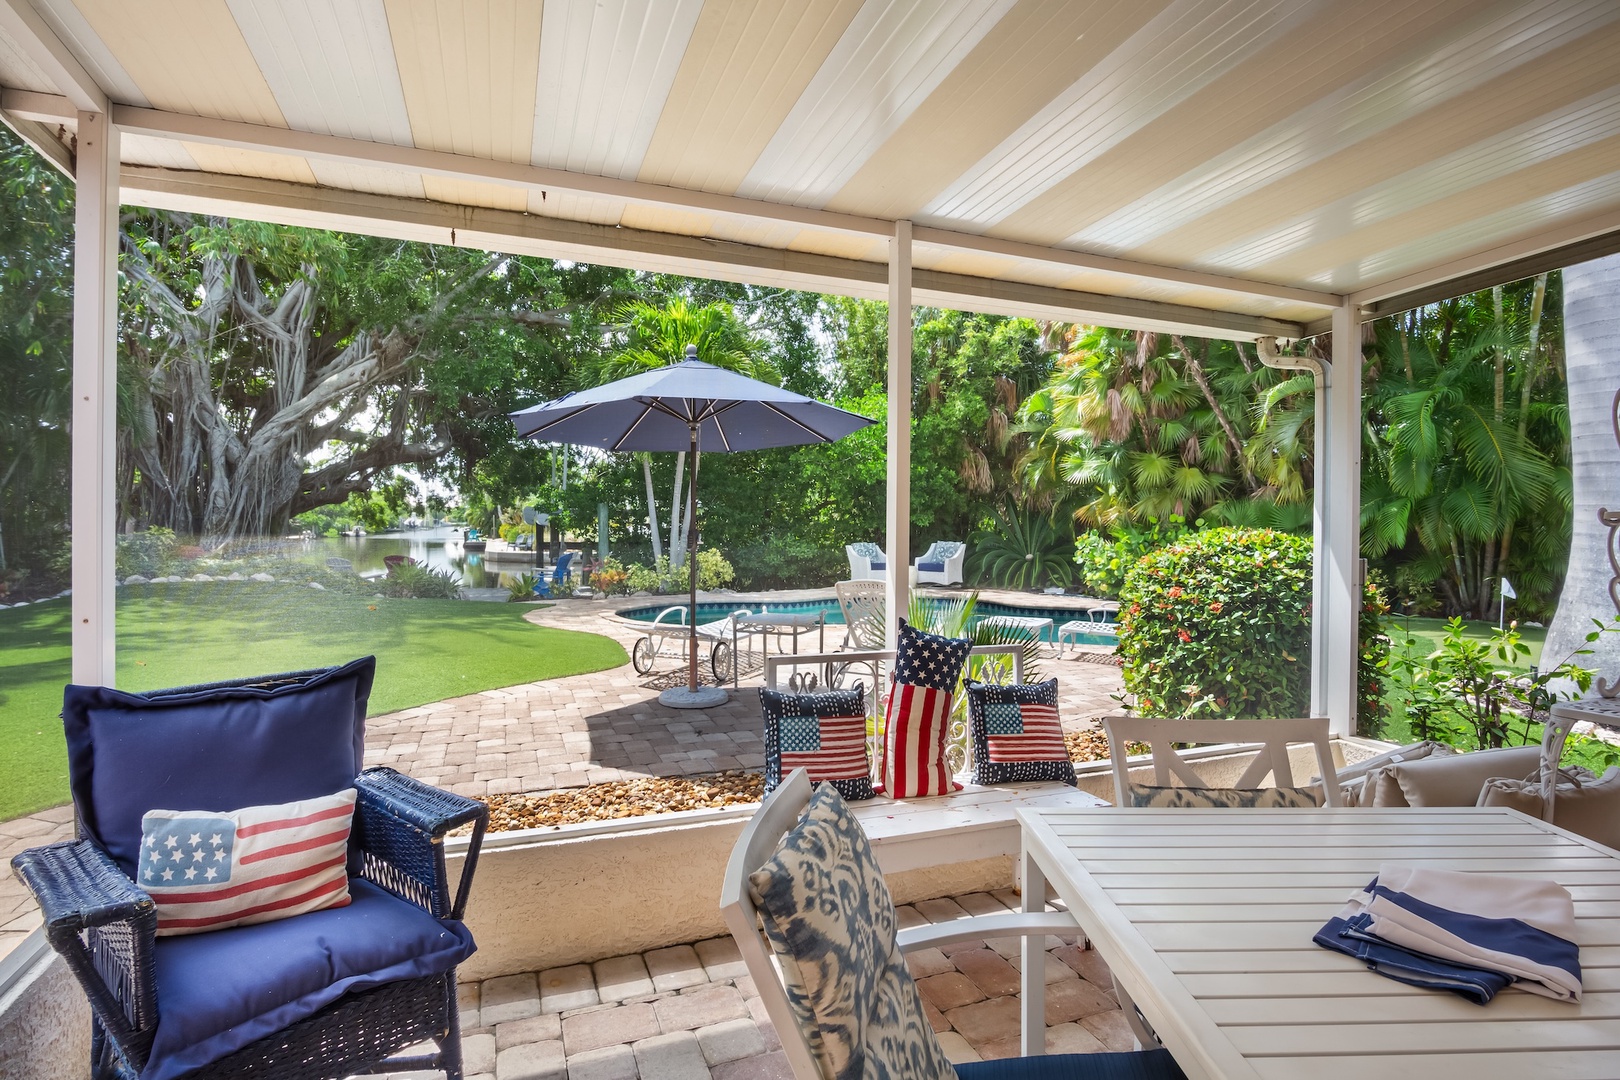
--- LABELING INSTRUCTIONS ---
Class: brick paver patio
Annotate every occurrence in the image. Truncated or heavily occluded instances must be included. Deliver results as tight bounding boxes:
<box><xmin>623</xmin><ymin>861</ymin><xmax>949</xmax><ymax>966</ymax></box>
<box><xmin>383</xmin><ymin>888</ymin><xmax>1125</xmax><ymax>1079</ymax></box>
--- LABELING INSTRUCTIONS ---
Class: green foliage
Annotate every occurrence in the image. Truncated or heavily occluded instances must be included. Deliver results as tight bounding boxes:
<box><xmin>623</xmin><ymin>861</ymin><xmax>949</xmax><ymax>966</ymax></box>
<box><xmin>378</xmin><ymin>562</ymin><xmax>463</xmax><ymax>599</ymax></box>
<box><xmin>589</xmin><ymin>558</ymin><xmax>630</xmax><ymax>596</ymax></box>
<box><xmin>1072</xmin><ymin>517</ymin><xmax>1189</xmax><ymax>599</ymax></box>
<box><xmin>727</xmin><ymin>536</ymin><xmax>847</xmax><ymax>591</ymax></box>
<box><xmin>508</xmin><ymin>573</ymin><xmax>540</xmax><ymax>601</ymax></box>
<box><xmin>1118</xmin><ymin>528</ymin><xmax>1312</xmax><ymax>718</ymax></box>
<box><xmin>115</xmin><ymin>528</ymin><xmax>180</xmax><ymax>578</ymax></box>
<box><xmin>696</xmin><ymin>548</ymin><xmax>735</xmax><ymax>590</ymax></box>
<box><xmin>1382</xmin><ymin>617</ymin><xmax>1610</xmax><ymax>751</ymax></box>
<box><xmin>1358</xmin><ymin>579</ymin><xmax>1392</xmax><ymax>740</ymax></box>
<box><xmin>622</xmin><ymin>550</ymin><xmax>732</xmax><ymax>593</ymax></box>
<box><xmin>969</xmin><ymin>509</ymin><xmax>1074</xmax><ymax>590</ymax></box>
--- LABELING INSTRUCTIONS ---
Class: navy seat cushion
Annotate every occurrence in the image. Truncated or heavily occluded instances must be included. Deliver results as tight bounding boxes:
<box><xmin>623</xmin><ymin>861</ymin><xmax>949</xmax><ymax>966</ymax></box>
<box><xmin>918</xmin><ymin>561</ymin><xmax>946</xmax><ymax>572</ymax></box>
<box><xmin>63</xmin><ymin>657</ymin><xmax>375</xmax><ymax>877</ymax></box>
<box><xmin>956</xmin><ymin>1047</ymin><xmax>1185</xmax><ymax>1079</ymax></box>
<box><xmin>143</xmin><ymin>879</ymin><xmax>475</xmax><ymax>1080</ymax></box>
<box><xmin>870</xmin><ymin>559</ymin><xmax>886</xmax><ymax>569</ymax></box>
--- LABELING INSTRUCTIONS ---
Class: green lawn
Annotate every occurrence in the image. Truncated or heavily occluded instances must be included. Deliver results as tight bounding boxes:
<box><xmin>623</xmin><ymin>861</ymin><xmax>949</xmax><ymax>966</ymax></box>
<box><xmin>0</xmin><ymin>584</ymin><xmax>628</xmax><ymax>820</ymax></box>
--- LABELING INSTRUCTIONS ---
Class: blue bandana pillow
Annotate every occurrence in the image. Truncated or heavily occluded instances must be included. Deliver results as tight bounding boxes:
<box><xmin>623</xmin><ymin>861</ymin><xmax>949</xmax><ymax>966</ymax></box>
<box><xmin>761</xmin><ymin>686</ymin><xmax>873</xmax><ymax>801</ymax></box>
<box><xmin>965</xmin><ymin>678</ymin><xmax>1076</xmax><ymax>786</ymax></box>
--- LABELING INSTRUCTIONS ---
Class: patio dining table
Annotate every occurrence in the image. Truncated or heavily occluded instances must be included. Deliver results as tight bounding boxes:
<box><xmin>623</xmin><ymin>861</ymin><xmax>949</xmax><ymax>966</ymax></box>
<box><xmin>1015</xmin><ymin>806</ymin><xmax>1620</xmax><ymax>1080</ymax></box>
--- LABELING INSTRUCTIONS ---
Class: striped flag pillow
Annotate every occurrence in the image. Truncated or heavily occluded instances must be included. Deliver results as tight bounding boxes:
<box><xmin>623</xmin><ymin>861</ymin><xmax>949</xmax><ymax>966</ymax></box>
<box><xmin>878</xmin><ymin>620</ymin><xmax>971</xmax><ymax>798</ymax></box>
<box><xmin>138</xmin><ymin>789</ymin><xmax>356</xmax><ymax>936</ymax></box>
<box><xmin>965</xmin><ymin>679</ymin><xmax>1077</xmax><ymax>786</ymax></box>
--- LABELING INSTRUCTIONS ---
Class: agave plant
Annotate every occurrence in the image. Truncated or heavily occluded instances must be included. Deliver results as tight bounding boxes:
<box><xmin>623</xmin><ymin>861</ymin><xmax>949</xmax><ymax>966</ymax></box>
<box><xmin>969</xmin><ymin>509</ymin><xmax>1076</xmax><ymax>591</ymax></box>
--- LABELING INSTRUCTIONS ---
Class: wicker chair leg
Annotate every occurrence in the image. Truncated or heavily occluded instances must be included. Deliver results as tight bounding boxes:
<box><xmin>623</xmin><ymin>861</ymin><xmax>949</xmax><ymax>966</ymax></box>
<box><xmin>439</xmin><ymin>976</ymin><xmax>465</xmax><ymax>1080</ymax></box>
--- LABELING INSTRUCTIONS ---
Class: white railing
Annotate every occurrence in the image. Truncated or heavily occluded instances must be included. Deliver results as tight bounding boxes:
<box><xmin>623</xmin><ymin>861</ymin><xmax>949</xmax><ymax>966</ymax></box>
<box><xmin>762</xmin><ymin>643</ymin><xmax>1025</xmax><ymax>692</ymax></box>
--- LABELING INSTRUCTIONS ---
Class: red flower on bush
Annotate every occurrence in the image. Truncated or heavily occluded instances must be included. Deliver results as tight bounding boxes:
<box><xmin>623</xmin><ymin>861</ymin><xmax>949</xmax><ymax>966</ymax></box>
<box><xmin>1167</xmin><ymin>586</ymin><xmax>1183</xmax><ymax>599</ymax></box>
<box><xmin>1208</xmin><ymin>601</ymin><xmax>1223</xmax><ymax>614</ymax></box>
<box><xmin>1177</xmin><ymin>629</ymin><xmax>1191</xmax><ymax>643</ymax></box>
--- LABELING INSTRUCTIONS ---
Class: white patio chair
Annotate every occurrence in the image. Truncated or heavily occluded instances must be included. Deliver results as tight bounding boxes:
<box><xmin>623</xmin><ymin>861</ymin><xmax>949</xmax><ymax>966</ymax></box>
<box><xmin>1101</xmin><ymin>715</ymin><xmax>1343</xmax><ymax>808</ymax></box>
<box><xmin>720</xmin><ymin>769</ymin><xmax>1187</xmax><ymax>1079</ymax></box>
<box><xmin>914</xmin><ymin>540</ymin><xmax>966</xmax><ymax>585</ymax></box>
<box><xmin>844</xmin><ymin>542</ymin><xmax>888</xmax><ymax>581</ymax></box>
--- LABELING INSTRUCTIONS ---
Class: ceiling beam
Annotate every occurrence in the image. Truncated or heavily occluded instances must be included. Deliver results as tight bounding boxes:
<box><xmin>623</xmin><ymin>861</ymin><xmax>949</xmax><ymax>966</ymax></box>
<box><xmin>4</xmin><ymin>88</ymin><xmax>1339</xmax><ymax>312</ymax></box>
<box><xmin>0</xmin><ymin>107</ymin><xmax>72</xmax><ymax>176</ymax></box>
<box><xmin>121</xmin><ymin>166</ymin><xmax>1302</xmax><ymax>341</ymax></box>
<box><xmin>910</xmin><ymin>225</ymin><xmax>1335</xmax><ymax>310</ymax></box>
<box><xmin>0</xmin><ymin>1</ymin><xmax>105</xmax><ymax>113</ymax></box>
<box><xmin>1350</xmin><ymin>205</ymin><xmax>1620</xmax><ymax>319</ymax></box>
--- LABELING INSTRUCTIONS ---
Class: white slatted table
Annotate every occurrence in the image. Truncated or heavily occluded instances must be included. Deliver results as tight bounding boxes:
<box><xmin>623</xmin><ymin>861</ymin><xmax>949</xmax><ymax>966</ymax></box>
<box><xmin>1016</xmin><ymin>807</ymin><xmax>1620</xmax><ymax>1080</ymax></box>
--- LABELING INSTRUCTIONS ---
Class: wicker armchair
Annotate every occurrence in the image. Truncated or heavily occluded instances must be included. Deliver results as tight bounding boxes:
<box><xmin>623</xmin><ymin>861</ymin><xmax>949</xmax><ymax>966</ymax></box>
<box><xmin>11</xmin><ymin>659</ymin><xmax>488</xmax><ymax>1080</ymax></box>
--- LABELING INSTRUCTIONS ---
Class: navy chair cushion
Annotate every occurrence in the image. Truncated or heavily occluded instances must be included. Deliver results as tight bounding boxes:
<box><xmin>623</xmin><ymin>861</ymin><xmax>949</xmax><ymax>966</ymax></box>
<box><xmin>144</xmin><ymin>879</ymin><xmax>475</xmax><ymax>1080</ymax></box>
<box><xmin>63</xmin><ymin>657</ymin><xmax>375</xmax><ymax>878</ymax></box>
<box><xmin>956</xmin><ymin>1047</ymin><xmax>1185</xmax><ymax>1079</ymax></box>
<box><xmin>870</xmin><ymin>559</ymin><xmax>886</xmax><ymax>569</ymax></box>
<box><xmin>918</xmin><ymin>561</ymin><xmax>946</xmax><ymax>572</ymax></box>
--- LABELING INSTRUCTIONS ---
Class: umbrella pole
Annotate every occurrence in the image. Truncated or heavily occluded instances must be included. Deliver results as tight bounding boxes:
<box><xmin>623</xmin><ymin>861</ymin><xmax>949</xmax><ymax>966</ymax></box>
<box><xmin>686</xmin><ymin>425</ymin><xmax>700</xmax><ymax>694</ymax></box>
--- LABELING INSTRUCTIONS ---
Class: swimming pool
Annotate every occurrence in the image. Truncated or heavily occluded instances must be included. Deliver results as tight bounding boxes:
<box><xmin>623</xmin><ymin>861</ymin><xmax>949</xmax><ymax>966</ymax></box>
<box><xmin>615</xmin><ymin>596</ymin><xmax>1118</xmax><ymax>645</ymax></box>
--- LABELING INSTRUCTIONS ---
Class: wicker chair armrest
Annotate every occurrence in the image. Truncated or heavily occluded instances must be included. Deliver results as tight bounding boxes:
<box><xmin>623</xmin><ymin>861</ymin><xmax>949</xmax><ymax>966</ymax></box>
<box><xmin>11</xmin><ymin>840</ymin><xmax>159</xmax><ymax>1069</ymax></box>
<box><xmin>353</xmin><ymin>767</ymin><xmax>488</xmax><ymax>921</ymax></box>
<box><xmin>12</xmin><ymin>839</ymin><xmax>154</xmax><ymax>937</ymax></box>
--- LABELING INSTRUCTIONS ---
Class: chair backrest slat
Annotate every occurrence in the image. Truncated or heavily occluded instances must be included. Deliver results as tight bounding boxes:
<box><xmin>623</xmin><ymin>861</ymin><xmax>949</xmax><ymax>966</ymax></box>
<box><xmin>1103</xmin><ymin>716</ymin><xmax>1342</xmax><ymax>807</ymax></box>
<box><xmin>718</xmin><ymin>770</ymin><xmax>826</xmax><ymax>1080</ymax></box>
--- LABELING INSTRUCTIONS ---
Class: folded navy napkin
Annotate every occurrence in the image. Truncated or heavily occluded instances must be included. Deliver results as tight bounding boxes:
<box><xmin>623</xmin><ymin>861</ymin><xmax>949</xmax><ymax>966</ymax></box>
<box><xmin>1314</xmin><ymin>864</ymin><xmax>1581</xmax><ymax>1005</ymax></box>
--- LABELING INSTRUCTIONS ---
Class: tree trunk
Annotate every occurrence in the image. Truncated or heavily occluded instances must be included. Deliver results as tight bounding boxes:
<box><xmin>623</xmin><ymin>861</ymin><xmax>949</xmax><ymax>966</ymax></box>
<box><xmin>1544</xmin><ymin>255</ymin><xmax>1620</xmax><ymax>686</ymax></box>
<box><xmin>642</xmin><ymin>454</ymin><xmax>664</xmax><ymax>561</ymax></box>
<box><xmin>669</xmin><ymin>450</ymin><xmax>686</xmax><ymax>569</ymax></box>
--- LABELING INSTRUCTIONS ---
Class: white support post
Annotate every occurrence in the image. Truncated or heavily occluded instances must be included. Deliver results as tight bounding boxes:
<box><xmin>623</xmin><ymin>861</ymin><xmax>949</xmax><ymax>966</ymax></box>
<box><xmin>885</xmin><ymin>220</ymin><xmax>913</xmax><ymax>648</ymax></box>
<box><xmin>1312</xmin><ymin>297</ymin><xmax>1362</xmax><ymax>736</ymax></box>
<box><xmin>71</xmin><ymin>110</ymin><xmax>120</xmax><ymax>686</ymax></box>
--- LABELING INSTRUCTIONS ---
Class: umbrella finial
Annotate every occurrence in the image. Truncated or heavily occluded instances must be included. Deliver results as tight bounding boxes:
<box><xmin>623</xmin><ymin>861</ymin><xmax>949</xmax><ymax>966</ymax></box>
<box><xmin>685</xmin><ymin>343</ymin><xmax>698</xmax><ymax>361</ymax></box>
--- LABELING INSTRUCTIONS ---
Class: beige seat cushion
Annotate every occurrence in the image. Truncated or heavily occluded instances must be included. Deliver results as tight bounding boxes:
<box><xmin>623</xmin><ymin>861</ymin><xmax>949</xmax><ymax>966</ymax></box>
<box><xmin>1332</xmin><ymin>741</ymin><xmax>1455</xmax><ymax>806</ymax></box>
<box><xmin>1480</xmin><ymin>766</ymin><xmax>1620</xmax><ymax>851</ymax></box>
<box><xmin>1367</xmin><ymin>745</ymin><xmax>1542</xmax><ymax>807</ymax></box>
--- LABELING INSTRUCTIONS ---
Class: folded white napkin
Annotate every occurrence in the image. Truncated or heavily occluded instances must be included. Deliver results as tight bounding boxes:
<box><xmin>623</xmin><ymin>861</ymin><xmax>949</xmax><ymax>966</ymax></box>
<box><xmin>1339</xmin><ymin>864</ymin><xmax>1581</xmax><ymax>1001</ymax></box>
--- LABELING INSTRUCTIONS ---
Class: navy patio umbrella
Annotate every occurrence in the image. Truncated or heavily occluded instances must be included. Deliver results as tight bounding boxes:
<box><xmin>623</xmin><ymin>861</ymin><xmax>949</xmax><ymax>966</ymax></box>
<box><xmin>511</xmin><ymin>345</ymin><xmax>873</xmax><ymax>707</ymax></box>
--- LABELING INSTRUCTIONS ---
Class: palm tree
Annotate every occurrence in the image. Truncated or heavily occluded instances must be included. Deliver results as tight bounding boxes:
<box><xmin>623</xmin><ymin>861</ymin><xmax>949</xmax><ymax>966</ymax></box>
<box><xmin>1360</xmin><ymin>292</ymin><xmax>1567</xmax><ymax>619</ymax></box>
<box><xmin>589</xmin><ymin>299</ymin><xmax>769</xmax><ymax>568</ymax></box>
<box><xmin>1543</xmin><ymin>254</ymin><xmax>1620</xmax><ymax>681</ymax></box>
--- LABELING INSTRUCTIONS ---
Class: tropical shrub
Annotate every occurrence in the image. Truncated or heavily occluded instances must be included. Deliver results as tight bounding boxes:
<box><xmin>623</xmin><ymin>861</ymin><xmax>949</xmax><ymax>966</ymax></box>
<box><xmin>1118</xmin><ymin>528</ymin><xmax>1311</xmax><ymax>718</ymax></box>
<box><xmin>378</xmin><ymin>561</ymin><xmax>463</xmax><ymax>599</ymax></box>
<box><xmin>969</xmin><ymin>509</ymin><xmax>1074</xmax><ymax>590</ymax></box>
<box><xmin>727</xmin><ymin>536</ymin><xmax>846</xmax><ymax>591</ymax></box>
<box><xmin>507</xmin><ymin>573</ymin><xmax>540</xmax><ymax>601</ymax></box>
<box><xmin>1072</xmin><ymin>518</ymin><xmax>1188</xmax><ymax>599</ymax></box>
<box><xmin>623</xmin><ymin>550</ymin><xmax>735</xmax><ymax>593</ymax></box>
<box><xmin>116</xmin><ymin>527</ymin><xmax>179</xmax><ymax>577</ymax></box>
<box><xmin>1357</xmin><ymin>579</ymin><xmax>1392</xmax><ymax>739</ymax></box>
<box><xmin>590</xmin><ymin>558</ymin><xmax>630</xmax><ymax>595</ymax></box>
<box><xmin>696</xmin><ymin>548</ymin><xmax>735</xmax><ymax>590</ymax></box>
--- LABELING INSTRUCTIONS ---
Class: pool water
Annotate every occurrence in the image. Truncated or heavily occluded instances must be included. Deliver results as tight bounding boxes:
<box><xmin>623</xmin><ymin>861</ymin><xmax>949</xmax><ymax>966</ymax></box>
<box><xmin>617</xmin><ymin>597</ymin><xmax>1117</xmax><ymax>645</ymax></box>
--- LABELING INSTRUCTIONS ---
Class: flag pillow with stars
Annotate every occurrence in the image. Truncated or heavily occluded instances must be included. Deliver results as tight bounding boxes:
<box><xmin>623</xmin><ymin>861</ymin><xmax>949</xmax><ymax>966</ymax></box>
<box><xmin>138</xmin><ymin>788</ymin><xmax>356</xmax><ymax>936</ymax></box>
<box><xmin>965</xmin><ymin>678</ymin><xmax>1077</xmax><ymax>786</ymax></box>
<box><xmin>878</xmin><ymin>619</ymin><xmax>972</xmax><ymax>798</ymax></box>
<box><xmin>760</xmin><ymin>684</ymin><xmax>873</xmax><ymax>800</ymax></box>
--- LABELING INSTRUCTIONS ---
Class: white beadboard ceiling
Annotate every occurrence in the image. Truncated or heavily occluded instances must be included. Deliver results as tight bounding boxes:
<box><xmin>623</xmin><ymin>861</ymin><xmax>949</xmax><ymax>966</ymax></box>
<box><xmin>5</xmin><ymin>0</ymin><xmax>1620</xmax><ymax>337</ymax></box>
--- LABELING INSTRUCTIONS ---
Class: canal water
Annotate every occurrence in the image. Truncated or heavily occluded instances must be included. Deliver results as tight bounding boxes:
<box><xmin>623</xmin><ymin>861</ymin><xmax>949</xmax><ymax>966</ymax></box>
<box><xmin>300</xmin><ymin>526</ymin><xmax>544</xmax><ymax>589</ymax></box>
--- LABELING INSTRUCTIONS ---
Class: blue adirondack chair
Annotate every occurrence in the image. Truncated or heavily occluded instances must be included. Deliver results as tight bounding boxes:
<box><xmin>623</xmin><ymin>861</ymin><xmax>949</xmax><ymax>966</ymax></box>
<box><xmin>532</xmin><ymin>551</ymin><xmax>576</xmax><ymax>598</ymax></box>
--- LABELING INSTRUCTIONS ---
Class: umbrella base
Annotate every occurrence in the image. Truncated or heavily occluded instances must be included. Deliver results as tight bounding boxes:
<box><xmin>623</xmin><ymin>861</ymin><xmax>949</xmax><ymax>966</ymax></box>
<box><xmin>659</xmin><ymin>685</ymin><xmax>730</xmax><ymax>709</ymax></box>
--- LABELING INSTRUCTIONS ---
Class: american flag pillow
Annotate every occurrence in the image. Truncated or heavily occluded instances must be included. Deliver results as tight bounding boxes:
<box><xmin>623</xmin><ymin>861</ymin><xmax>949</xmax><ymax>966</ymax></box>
<box><xmin>965</xmin><ymin>678</ymin><xmax>1076</xmax><ymax>786</ymax></box>
<box><xmin>760</xmin><ymin>686</ymin><xmax>873</xmax><ymax>801</ymax></box>
<box><xmin>878</xmin><ymin>620</ymin><xmax>971</xmax><ymax>798</ymax></box>
<box><xmin>138</xmin><ymin>788</ymin><xmax>356</xmax><ymax>936</ymax></box>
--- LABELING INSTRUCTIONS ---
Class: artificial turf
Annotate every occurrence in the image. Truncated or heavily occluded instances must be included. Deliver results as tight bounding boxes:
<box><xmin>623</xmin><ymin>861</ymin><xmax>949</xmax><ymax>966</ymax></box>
<box><xmin>0</xmin><ymin>583</ymin><xmax>628</xmax><ymax>820</ymax></box>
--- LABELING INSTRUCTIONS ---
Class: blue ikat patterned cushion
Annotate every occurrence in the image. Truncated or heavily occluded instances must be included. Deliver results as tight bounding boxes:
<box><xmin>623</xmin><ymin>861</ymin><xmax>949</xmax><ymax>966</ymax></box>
<box><xmin>748</xmin><ymin>785</ymin><xmax>956</xmax><ymax>1080</ymax></box>
<box><xmin>760</xmin><ymin>686</ymin><xmax>873</xmax><ymax>801</ymax></box>
<box><xmin>965</xmin><ymin>678</ymin><xmax>1077</xmax><ymax>786</ymax></box>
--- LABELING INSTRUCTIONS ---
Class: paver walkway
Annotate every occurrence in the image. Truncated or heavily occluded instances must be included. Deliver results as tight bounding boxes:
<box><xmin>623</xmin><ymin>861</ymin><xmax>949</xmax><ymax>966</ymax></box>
<box><xmin>383</xmin><ymin>889</ymin><xmax>1126</xmax><ymax>1079</ymax></box>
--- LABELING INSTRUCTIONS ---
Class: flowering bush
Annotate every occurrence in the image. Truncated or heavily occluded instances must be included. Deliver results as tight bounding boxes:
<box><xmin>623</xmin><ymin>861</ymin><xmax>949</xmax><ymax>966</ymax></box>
<box><xmin>1118</xmin><ymin>528</ymin><xmax>1311</xmax><ymax>718</ymax></box>
<box><xmin>1073</xmin><ymin>517</ymin><xmax>1188</xmax><ymax>599</ymax></box>
<box><xmin>590</xmin><ymin>558</ymin><xmax>631</xmax><ymax>596</ymax></box>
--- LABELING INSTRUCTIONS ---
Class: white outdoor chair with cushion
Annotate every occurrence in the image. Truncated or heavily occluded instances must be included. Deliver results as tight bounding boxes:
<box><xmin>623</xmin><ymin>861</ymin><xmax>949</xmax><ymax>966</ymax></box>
<box><xmin>721</xmin><ymin>769</ymin><xmax>1187</xmax><ymax>1080</ymax></box>
<box><xmin>844</xmin><ymin>542</ymin><xmax>888</xmax><ymax>581</ymax></box>
<box><xmin>1102</xmin><ymin>715</ymin><xmax>1344</xmax><ymax>808</ymax></box>
<box><xmin>914</xmin><ymin>540</ymin><xmax>967</xmax><ymax>585</ymax></box>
